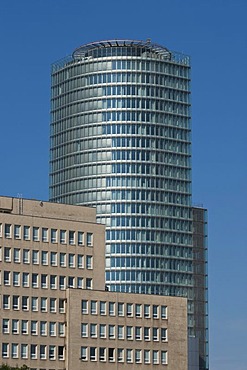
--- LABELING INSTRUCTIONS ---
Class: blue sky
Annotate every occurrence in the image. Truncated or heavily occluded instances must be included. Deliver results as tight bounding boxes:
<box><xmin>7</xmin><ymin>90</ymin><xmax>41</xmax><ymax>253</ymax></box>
<box><xmin>0</xmin><ymin>0</ymin><xmax>247</xmax><ymax>368</ymax></box>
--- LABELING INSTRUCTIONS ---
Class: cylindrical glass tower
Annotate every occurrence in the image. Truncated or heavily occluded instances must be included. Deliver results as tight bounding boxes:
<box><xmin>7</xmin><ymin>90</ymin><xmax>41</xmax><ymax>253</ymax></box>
<box><xmin>50</xmin><ymin>38</ymin><xmax>193</xmax><ymax>319</ymax></box>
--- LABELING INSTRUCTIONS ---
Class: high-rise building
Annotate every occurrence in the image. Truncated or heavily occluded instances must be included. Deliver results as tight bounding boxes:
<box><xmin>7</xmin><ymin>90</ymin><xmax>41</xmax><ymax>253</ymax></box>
<box><xmin>49</xmin><ymin>39</ymin><xmax>208</xmax><ymax>369</ymax></box>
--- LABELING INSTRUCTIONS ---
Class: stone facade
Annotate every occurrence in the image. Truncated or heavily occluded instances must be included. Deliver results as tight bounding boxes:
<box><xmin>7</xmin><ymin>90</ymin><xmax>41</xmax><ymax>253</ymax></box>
<box><xmin>0</xmin><ymin>196</ymin><xmax>188</xmax><ymax>370</ymax></box>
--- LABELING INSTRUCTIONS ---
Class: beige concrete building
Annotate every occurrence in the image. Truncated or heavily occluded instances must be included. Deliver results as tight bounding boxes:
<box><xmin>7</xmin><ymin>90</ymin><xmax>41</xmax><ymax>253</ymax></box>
<box><xmin>0</xmin><ymin>196</ymin><xmax>188</xmax><ymax>370</ymax></box>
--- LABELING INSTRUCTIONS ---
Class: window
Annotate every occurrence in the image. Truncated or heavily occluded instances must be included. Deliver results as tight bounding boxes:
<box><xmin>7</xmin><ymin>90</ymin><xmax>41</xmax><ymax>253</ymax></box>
<box><xmin>135</xmin><ymin>349</ymin><xmax>141</xmax><ymax>363</ymax></box>
<box><xmin>86</xmin><ymin>278</ymin><xmax>92</xmax><ymax>289</ymax></box>
<box><xmin>77</xmin><ymin>276</ymin><xmax>83</xmax><ymax>288</ymax></box>
<box><xmin>91</xmin><ymin>300</ymin><xmax>97</xmax><ymax>314</ymax></box>
<box><xmin>69</xmin><ymin>230</ymin><xmax>75</xmax><ymax>245</ymax></box>
<box><xmin>51</xmin><ymin>229</ymin><xmax>57</xmax><ymax>243</ymax></box>
<box><xmin>153</xmin><ymin>350</ymin><xmax>159</xmax><ymax>364</ymax></box>
<box><xmin>42</xmin><ymin>228</ymin><xmax>48</xmax><ymax>242</ymax></box>
<box><xmin>144</xmin><ymin>350</ymin><xmax>150</xmax><ymax>364</ymax></box>
<box><xmin>99</xmin><ymin>347</ymin><xmax>106</xmax><ymax>361</ymax></box>
<box><xmin>77</xmin><ymin>254</ymin><xmax>84</xmax><ymax>268</ymax></box>
<box><xmin>11</xmin><ymin>344</ymin><xmax>19</xmax><ymax>360</ymax></box>
<box><xmin>118</xmin><ymin>348</ymin><xmax>124</xmax><ymax>362</ymax></box>
<box><xmin>135</xmin><ymin>326</ymin><xmax>141</xmax><ymax>340</ymax></box>
<box><xmin>49</xmin><ymin>322</ymin><xmax>56</xmax><ymax>336</ymax></box>
<box><xmin>144</xmin><ymin>327</ymin><xmax>150</xmax><ymax>341</ymax></box>
<box><xmin>32</xmin><ymin>250</ymin><xmax>39</xmax><ymax>264</ymax></box>
<box><xmin>31</xmin><ymin>321</ymin><xmax>38</xmax><ymax>335</ymax></box>
<box><xmin>60</xmin><ymin>252</ymin><xmax>66</xmax><ymax>267</ymax></box>
<box><xmin>59</xmin><ymin>322</ymin><xmax>65</xmax><ymax>336</ymax></box>
<box><xmin>108</xmin><ymin>348</ymin><xmax>115</xmax><ymax>362</ymax></box>
<box><xmin>144</xmin><ymin>304</ymin><xmax>150</xmax><ymax>318</ymax></box>
<box><xmin>118</xmin><ymin>325</ymin><xmax>124</xmax><ymax>339</ymax></box>
<box><xmin>109</xmin><ymin>302</ymin><xmax>115</xmax><ymax>316</ymax></box>
<box><xmin>86</xmin><ymin>255</ymin><xmax>93</xmax><ymax>269</ymax></box>
<box><xmin>127</xmin><ymin>303</ymin><xmax>133</xmax><ymax>317</ymax></box>
<box><xmin>59</xmin><ymin>299</ymin><xmax>66</xmax><ymax>313</ymax></box>
<box><xmin>12</xmin><ymin>319</ymin><xmax>19</xmax><ymax>334</ymax></box>
<box><xmin>86</xmin><ymin>232</ymin><xmax>93</xmax><ymax>246</ymax></box>
<box><xmin>126</xmin><ymin>349</ymin><xmax>133</xmax><ymax>363</ymax></box>
<box><xmin>14</xmin><ymin>225</ymin><xmax>21</xmax><ymax>239</ymax></box>
<box><xmin>60</xmin><ymin>230</ymin><xmax>66</xmax><ymax>244</ymax></box>
<box><xmin>69</xmin><ymin>253</ymin><xmax>75</xmax><ymax>268</ymax></box>
<box><xmin>2</xmin><ymin>343</ymin><xmax>9</xmax><ymax>358</ymax></box>
<box><xmin>41</xmin><ymin>274</ymin><xmax>48</xmax><ymax>289</ymax></box>
<box><xmin>22</xmin><ymin>272</ymin><xmax>29</xmax><ymax>287</ymax></box>
<box><xmin>33</xmin><ymin>227</ymin><xmax>39</xmax><ymax>241</ymax></box>
<box><xmin>153</xmin><ymin>305</ymin><xmax>159</xmax><ymax>319</ymax></box>
<box><xmin>50</xmin><ymin>298</ymin><xmax>56</xmax><ymax>313</ymax></box>
<box><xmin>40</xmin><ymin>321</ymin><xmax>47</xmax><ymax>336</ymax></box>
<box><xmin>40</xmin><ymin>344</ymin><xmax>46</xmax><ymax>359</ymax></box>
<box><xmin>161</xmin><ymin>328</ymin><xmax>167</xmax><ymax>341</ymax></box>
<box><xmin>21</xmin><ymin>320</ymin><xmax>28</xmax><ymax>335</ymax></box>
<box><xmin>22</xmin><ymin>296</ymin><xmax>29</xmax><ymax>310</ymax></box>
<box><xmin>13</xmin><ymin>271</ymin><xmax>20</xmax><ymax>286</ymax></box>
<box><xmin>41</xmin><ymin>297</ymin><xmax>47</xmax><ymax>312</ymax></box>
<box><xmin>81</xmin><ymin>346</ymin><xmax>87</xmax><ymax>361</ymax></box>
<box><xmin>68</xmin><ymin>276</ymin><xmax>75</xmax><ymax>287</ymax></box>
<box><xmin>81</xmin><ymin>323</ymin><xmax>88</xmax><ymax>337</ymax></box>
<box><xmin>4</xmin><ymin>271</ymin><xmax>10</xmax><ymax>285</ymax></box>
<box><xmin>5</xmin><ymin>224</ymin><xmax>11</xmax><ymax>238</ymax></box>
<box><xmin>13</xmin><ymin>248</ymin><xmax>20</xmax><ymax>263</ymax></box>
<box><xmin>4</xmin><ymin>247</ymin><xmax>11</xmax><ymax>262</ymax></box>
<box><xmin>161</xmin><ymin>305</ymin><xmax>167</xmax><ymax>319</ymax></box>
<box><xmin>99</xmin><ymin>324</ymin><xmax>106</xmax><ymax>338</ymax></box>
<box><xmin>100</xmin><ymin>301</ymin><xmax>106</xmax><ymax>315</ymax></box>
<box><xmin>58</xmin><ymin>346</ymin><xmax>65</xmax><ymax>360</ymax></box>
<box><xmin>51</xmin><ymin>252</ymin><xmax>57</xmax><ymax>266</ymax></box>
<box><xmin>50</xmin><ymin>275</ymin><xmax>57</xmax><ymax>289</ymax></box>
<box><xmin>161</xmin><ymin>351</ymin><xmax>168</xmax><ymax>365</ymax></box>
<box><xmin>118</xmin><ymin>302</ymin><xmax>124</xmax><ymax>316</ymax></box>
<box><xmin>12</xmin><ymin>295</ymin><xmax>19</xmax><ymax>310</ymax></box>
<box><xmin>127</xmin><ymin>326</ymin><xmax>133</xmax><ymax>340</ymax></box>
<box><xmin>31</xmin><ymin>297</ymin><xmax>38</xmax><ymax>311</ymax></box>
<box><xmin>23</xmin><ymin>225</ymin><xmax>30</xmax><ymax>240</ymax></box>
<box><xmin>2</xmin><ymin>319</ymin><xmax>9</xmax><ymax>333</ymax></box>
<box><xmin>0</xmin><ymin>223</ymin><xmax>2</xmax><ymax>238</ymax></box>
<box><xmin>31</xmin><ymin>344</ymin><xmax>37</xmax><ymax>359</ymax></box>
<box><xmin>153</xmin><ymin>327</ymin><xmax>159</xmax><ymax>341</ymax></box>
<box><xmin>3</xmin><ymin>295</ymin><xmax>10</xmax><ymax>309</ymax></box>
<box><xmin>32</xmin><ymin>273</ymin><xmax>38</xmax><ymax>288</ymax></box>
<box><xmin>41</xmin><ymin>251</ymin><xmax>48</xmax><ymax>265</ymax></box>
<box><xmin>23</xmin><ymin>249</ymin><xmax>30</xmax><ymax>264</ymax></box>
<box><xmin>109</xmin><ymin>325</ymin><xmax>115</xmax><ymax>339</ymax></box>
<box><xmin>78</xmin><ymin>231</ymin><xmax>84</xmax><ymax>245</ymax></box>
<box><xmin>82</xmin><ymin>300</ymin><xmax>88</xmax><ymax>314</ymax></box>
<box><xmin>135</xmin><ymin>304</ymin><xmax>142</xmax><ymax>317</ymax></box>
<box><xmin>59</xmin><ymin>275</ymin><xmax>66</xmax><ymax>290</ymax></box>
<box><xmin>90</xmin><ymin>323</ymin><xmax>97</xmax><ymax>338</ymax></box>
<box><xmin>90</xmin><ymin>347</ymin><xmax>96</xmax><ymax>361</ymax></box>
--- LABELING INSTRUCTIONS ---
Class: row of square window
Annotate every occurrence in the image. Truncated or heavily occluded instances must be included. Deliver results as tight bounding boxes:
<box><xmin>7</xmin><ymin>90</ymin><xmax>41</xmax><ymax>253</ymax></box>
<box><xmin>2</xmin><ymin>247</ymin><xmax>93</xmax><ymax>269</ymax></box>
<box><xmin>2</xmin><ymin>343</ymin><xmax>65</xmax><ymax>361</ymax></box>
<box><xmin>81</xmin><ymin>323</ymin><xmax>167</xmax><ymax>342</ymax></box>
<box><xmin>1</xmin><ymin>223</ymin><xmax>93</xmax><ymax>246</ymax></box>
<box><xmin>2</xmin><ymin>318</ymin><xmax>65</xmax><ymax>337</ymax></box>
<box><xmin>81</xmin><ymin>347</ymin><xmax>168</xmax><ymax>365</ymax></box>
<box><xmin>82</xmin><ymin>300</ymin><xmax>167</xmax><ymax>319</ymax></box>
<box><xmin>2</xmin><ymin>295</ymin><xmax>66</xmax><ymax>313</ymax></box>
<box><xmin>2</xmin><ymin>272</ymin><xmax>93</xmax><ymax>290</ymax></box>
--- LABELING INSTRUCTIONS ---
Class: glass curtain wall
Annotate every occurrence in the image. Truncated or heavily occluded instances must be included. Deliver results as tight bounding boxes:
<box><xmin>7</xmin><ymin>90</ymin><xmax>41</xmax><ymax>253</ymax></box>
<box><xmin>50</xmin><ymin>39</ymin><xmax>193</xmax><ymax>326</ymax></box>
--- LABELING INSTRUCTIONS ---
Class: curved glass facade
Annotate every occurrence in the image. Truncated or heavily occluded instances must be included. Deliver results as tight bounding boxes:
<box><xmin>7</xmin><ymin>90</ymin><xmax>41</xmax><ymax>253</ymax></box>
<box><xmin>50</xmin><ymin>38</ymin><xmax>194</xmax><ymax>319</ymax></box>
<box><xmin>50</xmin><ymin>42</ymin><xmax>192</xmax><ymax>292</ymax></box>
<box><xmin>50</xmin><ymin>39</ymin><xmax>208</xmax><ymax>369</ymax></box>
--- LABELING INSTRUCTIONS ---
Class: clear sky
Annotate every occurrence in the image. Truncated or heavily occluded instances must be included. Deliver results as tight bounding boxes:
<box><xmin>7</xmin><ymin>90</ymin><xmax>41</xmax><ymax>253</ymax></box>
<box><xmin>0</xmin><ymin>0</ymin><xmax>247</xmax><ymax>368</ymax></box>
